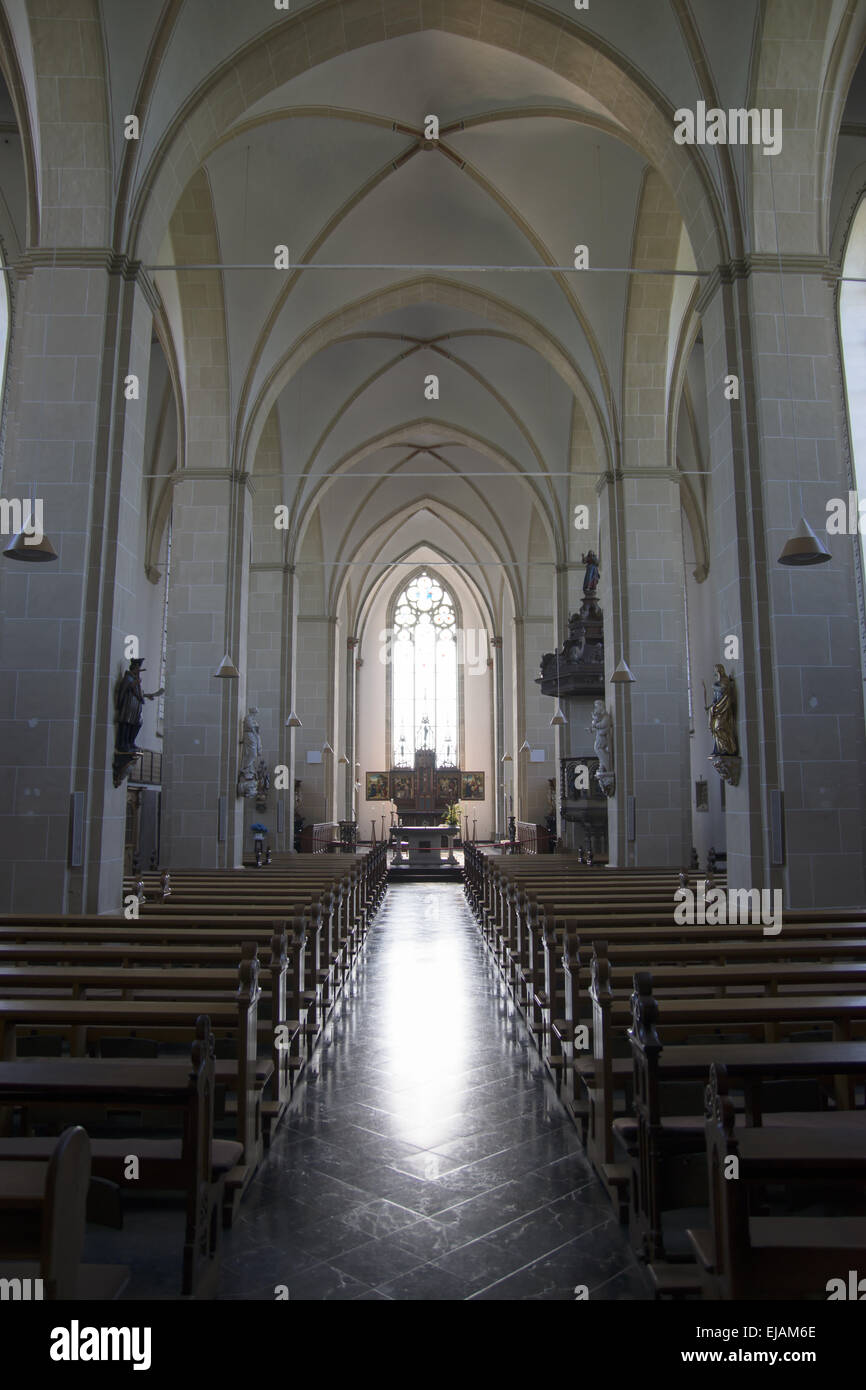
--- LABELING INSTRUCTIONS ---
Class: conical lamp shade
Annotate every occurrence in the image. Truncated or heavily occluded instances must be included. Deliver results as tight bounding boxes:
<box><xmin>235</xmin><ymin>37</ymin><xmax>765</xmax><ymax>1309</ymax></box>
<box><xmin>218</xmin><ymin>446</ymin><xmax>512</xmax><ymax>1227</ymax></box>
<box><xmin>338</xmin><ymin>754</ymin><xmax>350</xmax><ymax>766</ymax></box>
<box><xmin>322</xmin><ymin>741</ymin><xmax>334</xmax><ymax>755</ymax></box>
<box><xmin>285</xmin><ymin>710</ymin><xmax>302</xmax><ymax>728</ymax></box>
<box><xmin>550</xmin><ymin>707</ymin><xmax>566</xmax><ymax>727</ymax></box>
<box><xmin>610</xmin><ymin>657</ymin><xmax>636</xmax><ymax>684</ymax></box>
<box><xmin>3</xmin><ymin>529</ymin><xmax>58</xmax><ymax>562</ymax></box>
<box><xmin>500</xmin><ymin>752</ymin><xmax>512</xmax><ymax>763</ymax></box>
<box><xmin>214</xmin><ymin>652</ymin><xmax>240</xmax><ymax>679</ymax></box>
<box><xmin>778</xmin><ymin>516</ymin><xmax>831</xmax><ymax>566</ymax></box>
<box><xmin>518</xmin><ymin>739</ymin><xmax>531</xmax><ymax>753</ymax></box>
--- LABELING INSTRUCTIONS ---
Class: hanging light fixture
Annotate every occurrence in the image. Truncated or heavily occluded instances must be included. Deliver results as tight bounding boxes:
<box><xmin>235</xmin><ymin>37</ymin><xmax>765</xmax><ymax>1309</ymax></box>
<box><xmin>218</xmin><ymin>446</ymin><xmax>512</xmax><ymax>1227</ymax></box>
<box><xmin>214</xmin><ymin>652</ymin><xmax>240</xmax><ymax>679</ymax></box>
<box><xmin>500</xmin><ymin>751</ymin><xmax>512</xmax><ymax>763</ymax></box>
<box><xmin>778</xmin><ymin>517</ymin><xmax>831</xmax><ymax>567</ymax></box>
<box><xmin>284</xmin><ymin>710</ymin><xmax>302</xmax><ymax>728</ymax></box>
<box><xmin>338</xmin><ymin>754</ymin><xmax>350</xmax><ymax>766</ymax></box>
<box><xmin>3</xmin><ymin>529</ymin><xmax>58</xmax><ymax>562</ymax></box>
<box><xmin>610</xmin><ymin>656</ymin><xmax>636</xmax><ymax>683</ymax></box>
<box><xmin>518</xmin><ymin>739</ymin><xmax>531</xmax><ymax>752</ymax></box>
<box><xmin>322</xmin><ymin>741</ymin><xmax>334</xmax><ymax>755</ymax></box>
<box><xmin>3</xmin><ymin>485</ymin><xmax>58</xmax><ymax>562</ymax></box>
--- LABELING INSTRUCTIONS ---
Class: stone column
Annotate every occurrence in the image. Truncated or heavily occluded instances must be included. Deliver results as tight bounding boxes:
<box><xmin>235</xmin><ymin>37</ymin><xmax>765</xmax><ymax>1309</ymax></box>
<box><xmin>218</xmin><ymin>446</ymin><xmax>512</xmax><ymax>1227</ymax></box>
<box><xmin>246</xmin><ymin>562</ymin><xmax>282</xmax><ymax>851</ymax></box>
<box><xmin>598</xmin><ymin>469</ymin><xmax>692</xmax><ymax>867</ymax></box>
<box><xmin>280</xmin><ymin>564</ymin><xmax>299</xmax><ymax>854</ymax></box>
<box><xmin>160</xmin><ymin>471</ymin><xmax>251</xmax><ymax>868</ymax></box>
<box><xmin>490</xmin><ymin>635</ymin><xmax>504</xmax><ymax>838</ymax></box>
<box><xmin>345</xmin><ymin>636</ymin><xmax>359</xmax><ymax>824</ymax></box>
<box><xmin>700</xmin><ymin>265</ymin><xmax>866</xmax><ymax>907</ymax></box>
<box><xmin>0</xmin><ymin>258</ymin><xmax>153</xmax><ymax>913</ymax></box>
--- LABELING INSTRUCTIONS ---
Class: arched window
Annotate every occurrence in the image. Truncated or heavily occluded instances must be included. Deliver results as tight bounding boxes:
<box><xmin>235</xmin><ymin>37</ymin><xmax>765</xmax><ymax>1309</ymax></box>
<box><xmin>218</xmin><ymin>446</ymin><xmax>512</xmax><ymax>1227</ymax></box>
<box><xmin>391</xmin><ymin>571</ymin><xmax>459</xmax><ymax>767</ymax></box>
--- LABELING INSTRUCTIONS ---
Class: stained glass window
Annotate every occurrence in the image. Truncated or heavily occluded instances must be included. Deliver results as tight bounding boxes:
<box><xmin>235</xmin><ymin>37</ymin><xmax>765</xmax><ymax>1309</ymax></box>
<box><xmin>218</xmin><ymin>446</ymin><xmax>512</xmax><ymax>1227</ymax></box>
<box><xmin>392</xmin><ymin>572</ymin><xmax>458</xmax><ymax>766</ymax></box>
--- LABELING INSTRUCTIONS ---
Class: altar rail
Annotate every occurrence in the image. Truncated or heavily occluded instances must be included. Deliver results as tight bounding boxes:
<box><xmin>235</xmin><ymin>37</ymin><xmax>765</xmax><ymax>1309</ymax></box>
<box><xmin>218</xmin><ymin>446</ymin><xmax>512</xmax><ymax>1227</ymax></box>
<box><xmin>300</xmin><ymin>821</ymin><xmax>340</xmax><ymax>853</ymax></box>
<box><xmin>515</xmin><ymin>821</ymin><xmax>539</xmax><ymax>854</ymax></box>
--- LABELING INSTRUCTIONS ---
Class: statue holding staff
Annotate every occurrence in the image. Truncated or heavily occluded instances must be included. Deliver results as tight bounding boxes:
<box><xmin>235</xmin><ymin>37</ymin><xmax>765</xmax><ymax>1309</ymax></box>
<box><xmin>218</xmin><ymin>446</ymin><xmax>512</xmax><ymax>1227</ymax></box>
<box><xmin>115</xmin><ymin>658</ymin><xmax>164</xmax><ymax>754</ymax></box>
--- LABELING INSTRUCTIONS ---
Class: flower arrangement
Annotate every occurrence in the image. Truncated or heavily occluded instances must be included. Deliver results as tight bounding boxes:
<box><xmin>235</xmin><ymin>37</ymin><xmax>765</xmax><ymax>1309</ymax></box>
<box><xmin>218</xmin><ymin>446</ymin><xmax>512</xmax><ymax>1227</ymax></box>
<box><xmin>444</xmin><ymin>802</ymin><xmax>461</xmax><ymax>828</ymax></box>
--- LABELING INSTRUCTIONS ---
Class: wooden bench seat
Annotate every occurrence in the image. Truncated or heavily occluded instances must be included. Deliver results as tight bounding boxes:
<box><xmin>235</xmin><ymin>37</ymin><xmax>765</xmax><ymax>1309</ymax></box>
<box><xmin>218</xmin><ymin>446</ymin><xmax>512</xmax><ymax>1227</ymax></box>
<box><xmin>0</xmin><ymin>960</ymin><xmax>263</xmax><ymax>1217</ymax></box>
<box><xmin>687</xmin><ymin>1064</ymin><xmax>866</xmax><ymax>1299</ymax></box>
<box><xmin>0</xmin><ymin>1126</ymin><xmax>128</xmax><ymax>1301</ymax></box>
<box><xmin>0</xmin><ymin>1025</ymin><xmax>228</xmax><ymax>1300</ymax></box>
<box><xmin>620</xmin><ymin>973</ymin><xmax>866</xmax><ymax>1261</ymax></box>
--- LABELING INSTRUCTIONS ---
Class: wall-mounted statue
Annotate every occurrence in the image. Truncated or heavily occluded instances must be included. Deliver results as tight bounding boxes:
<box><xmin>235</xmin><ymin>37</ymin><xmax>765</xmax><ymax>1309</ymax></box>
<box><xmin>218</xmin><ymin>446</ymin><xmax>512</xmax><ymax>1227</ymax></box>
<box><xmin>582</xmin><ymin>550</ymin><xmax>600</xmax><ymax>596</ymax></box>
<box><xmin>116</xmin><ymin>659</ymin><xmax>164</xmax><ymax>754</ymax></box>
<box><xmin>589</xmin><ymin>699</ymin><xmax>615</xmax><ymax>797</ymax></box>
<box><xmin>704</xmin><ymin>664</ymin><xmax>741</xmax><ymax>785</ymax></box>
<box><xmin>113</xmin><ymin>658</ymin><xmax>164</xmax><ymax>787</ymax></box>
<box><xmin>237</xmin><ymin>707</ymin><xmax>267</xmax><ymax>800</ymax></box>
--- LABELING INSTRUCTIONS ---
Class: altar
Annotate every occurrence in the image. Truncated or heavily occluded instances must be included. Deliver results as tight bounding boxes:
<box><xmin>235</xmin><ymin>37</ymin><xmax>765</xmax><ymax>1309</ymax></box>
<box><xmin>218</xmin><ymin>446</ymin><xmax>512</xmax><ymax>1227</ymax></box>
<box><xmin>393</xmin><ymin>825</ymin><xmax>458</xmax><ymax>867</ymax></box>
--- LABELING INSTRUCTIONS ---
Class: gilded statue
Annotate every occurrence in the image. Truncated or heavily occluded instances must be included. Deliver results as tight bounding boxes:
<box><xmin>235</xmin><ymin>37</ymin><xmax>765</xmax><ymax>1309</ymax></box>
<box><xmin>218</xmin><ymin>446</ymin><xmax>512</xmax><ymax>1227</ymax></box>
<box><xmin>704</xmin><ymin>664</ymin><xmax>738</xmax><ymax>757</ymax></box>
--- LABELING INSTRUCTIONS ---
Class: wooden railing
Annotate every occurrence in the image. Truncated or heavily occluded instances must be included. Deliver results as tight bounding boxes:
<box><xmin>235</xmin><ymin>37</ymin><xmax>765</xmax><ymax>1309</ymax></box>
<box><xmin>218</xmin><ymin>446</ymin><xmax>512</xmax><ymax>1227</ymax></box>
<box><xmin>514</xmin><ymin>821</ymin><xmax>538</xmax><ymax>854</ymax></box>
<box><xmin>312</xmin><ymin>821</ymin><xmax>340</xmax><ymax>853</ymax></box>
<box><xmin>299</xmin><ymin>821</ymin><xmax>341</xmax><ymax>853</ymax></box>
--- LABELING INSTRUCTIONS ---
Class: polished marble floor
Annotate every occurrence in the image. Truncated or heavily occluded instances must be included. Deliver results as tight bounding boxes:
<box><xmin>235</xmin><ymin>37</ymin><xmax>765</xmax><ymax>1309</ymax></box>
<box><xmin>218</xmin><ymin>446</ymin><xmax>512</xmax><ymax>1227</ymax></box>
<box><xmin>213</xmin><ymin>882</ymin><xmax>653</xmax><ymax>1301</ymax></box>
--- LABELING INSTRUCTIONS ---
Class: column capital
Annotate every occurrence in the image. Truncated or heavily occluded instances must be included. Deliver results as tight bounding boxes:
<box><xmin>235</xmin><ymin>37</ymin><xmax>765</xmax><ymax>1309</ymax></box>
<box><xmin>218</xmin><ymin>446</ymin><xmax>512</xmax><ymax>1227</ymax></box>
<box><xmin>595</xmin><ymin>467</ymin><xmax>681</xmax><ymax>495</ymax></box>
<box><xmin>14</xmin><ymin>247</ymin><xmax>161</xmax><ymax>315</ymax></box>
<box><xmin>697</xmin><ymin>253</ymin><xmax>837</xmax><ymax>316</ymax></box>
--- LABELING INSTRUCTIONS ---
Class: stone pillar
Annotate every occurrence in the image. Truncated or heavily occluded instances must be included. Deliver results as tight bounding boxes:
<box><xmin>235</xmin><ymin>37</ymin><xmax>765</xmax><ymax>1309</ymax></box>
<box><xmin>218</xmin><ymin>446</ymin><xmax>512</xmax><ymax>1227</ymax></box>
<box><xmin>280</xmin><ymin>565</ymin><xmax>298</xmax><ymax>854</ymax></box>
<box><xmin>293</xmin><ymin>611</ymin><xmax>334</xmax><ymax>826</ymax></box>
<box><xmin>701</xmin><ymin>265</ymin><xmax>866</xmax><ymax>907</ymax></box>
<box><xmin>698</xmin><ymin>274</ymin><xmax>774</xmax><ymax>895</ymax></box>
<box><xmin>246</xmin><ymin>563</ymin><xmax>282</xmax><ymax>852</ymax></box>
<box><xmin>160</xmin><ymin>472</ymin><xmax>251</xmax><ymax>868</ymax></box>
<box><xmin>490</xmin><ymin>635</ymin><xmax>504</xmax><ymax>838</ymax></box>
<box><xmin>599</xmin><ymin>469</ymin><xmax>692</xmax><ymax>867</ymax></box>
<box><xmin>345</xmin><ymin>636</ymin><xmax>359</xmax><ymax>824</ymax></box>
<box><xmin>0</xmin><ymin>258</ymin><xmax>153</xmax><ymax>913</ymax></box>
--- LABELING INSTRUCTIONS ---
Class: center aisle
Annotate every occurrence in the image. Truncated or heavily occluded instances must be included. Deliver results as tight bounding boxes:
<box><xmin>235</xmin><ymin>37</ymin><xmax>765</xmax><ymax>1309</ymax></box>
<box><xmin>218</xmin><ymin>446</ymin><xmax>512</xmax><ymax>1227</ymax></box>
<box><xmin>220</xmin><ymin>882</ymin><xmax>653</xmax><ymax>1300</ymax></box>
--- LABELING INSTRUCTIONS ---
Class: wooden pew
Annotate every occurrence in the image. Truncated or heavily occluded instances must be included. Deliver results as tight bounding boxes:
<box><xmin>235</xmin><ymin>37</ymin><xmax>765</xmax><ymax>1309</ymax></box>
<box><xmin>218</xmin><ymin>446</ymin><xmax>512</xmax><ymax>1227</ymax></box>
<box><xmin>0</xmin><ymin>931</ymin><xmax>292</xmax><ymax>1139</ymax></box>
<box><xmin>585</xmin><ymin>948</ymin><xmax>866</xmax><ymax>1224</ymax></box>
<box><xmin>0</xmin><ymin>1018</ymin><xmax>225</xmax><ymax>1297</ymax></box>
<box><xmin>0</xmin><ymin>1126</ymin><xmax>128</xmax><ymax>1300</ymax></box>
<box><xmin>623</xmin><ymin>973</ymin><xmax>866</xmax><ymax>1264</ymax></box>
<box><xmin>0</xmin><ymin>957</ymin><xmax>262</xmax><ymax>1220</ymax></box>
<box><xmin>686</xmin><ymin>1063</ymin><xmax>866</xmax><ymax>1299</ymax></box>
<box><xmin>550</xmin><ymin>927</ymin><xmax>866</xmax><ymax>1096</ymax></box>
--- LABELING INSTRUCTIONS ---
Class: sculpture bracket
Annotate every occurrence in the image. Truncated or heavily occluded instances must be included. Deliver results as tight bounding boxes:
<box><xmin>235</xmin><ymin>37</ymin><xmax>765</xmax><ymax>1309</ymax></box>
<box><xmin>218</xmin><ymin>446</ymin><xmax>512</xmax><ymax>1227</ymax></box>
<box><xmin>594</xmin><ymin>769</ymin><xmax>616</xmax><ymax>798</ymax></box>
<box><xmin>113</xmin><ymin>749</ymin><xmax>141</xmax><ymax>789</ymax></box>
<box><xmin>709</xmin><ymin>754</ymin><xmax>741</xmax><ymax>786</ymax></box>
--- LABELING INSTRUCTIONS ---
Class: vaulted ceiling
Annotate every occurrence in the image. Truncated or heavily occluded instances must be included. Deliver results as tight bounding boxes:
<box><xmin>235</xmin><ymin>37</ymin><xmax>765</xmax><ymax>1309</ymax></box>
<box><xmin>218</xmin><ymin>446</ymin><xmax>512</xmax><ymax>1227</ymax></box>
<box><xmin>2</xmin><ymin>0</ymin><xmax>863</xmax><ymax>628</ymax></box>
